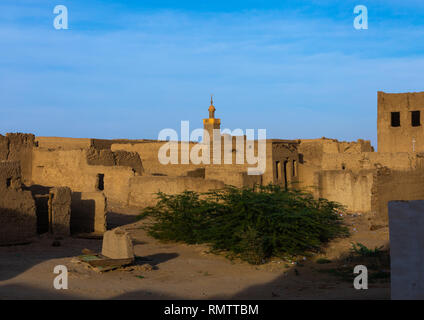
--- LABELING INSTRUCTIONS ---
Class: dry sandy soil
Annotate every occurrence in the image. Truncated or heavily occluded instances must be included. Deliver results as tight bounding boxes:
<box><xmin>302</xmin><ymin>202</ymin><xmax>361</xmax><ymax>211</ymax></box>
<box><xmin>0</xmin><ymin>209</ymin><xmax>390</xmax><ymax>300</ymax></box>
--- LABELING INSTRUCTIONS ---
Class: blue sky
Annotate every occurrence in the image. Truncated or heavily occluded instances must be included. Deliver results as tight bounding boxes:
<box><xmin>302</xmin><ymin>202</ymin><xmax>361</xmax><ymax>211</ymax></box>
<box><xmin>1</xmin><ymin>1</ymin><xmax>424</xmax><ymax>148</ymax></box>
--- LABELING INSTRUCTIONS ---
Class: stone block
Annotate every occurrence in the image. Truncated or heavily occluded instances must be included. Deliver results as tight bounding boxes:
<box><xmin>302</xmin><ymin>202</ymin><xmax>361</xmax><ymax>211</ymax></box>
<box><xmin>101</xmin><ymin>228</ymin><xmax>134</xmax><ymax>259</ymax></box>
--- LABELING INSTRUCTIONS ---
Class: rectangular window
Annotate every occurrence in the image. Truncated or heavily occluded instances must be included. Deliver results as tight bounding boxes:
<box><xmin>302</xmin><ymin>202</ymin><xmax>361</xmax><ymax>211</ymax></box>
<box><xmin>6</xmin><ymin>178</ymin><xmax>11</xmax><ymax>188</ymax></box>
<box><xmin>412</xmin><ymin>111</ymin><xmax>421</xmax><ymax>127</ymax></box>
<box><xmin>391</xmin><ymin>112</ymin><xmax>400</xmax><ymax>127</ymax></box>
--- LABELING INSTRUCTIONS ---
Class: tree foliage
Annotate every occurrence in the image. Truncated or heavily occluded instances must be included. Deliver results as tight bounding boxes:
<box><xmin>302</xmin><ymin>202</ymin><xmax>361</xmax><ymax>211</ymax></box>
<box><xmin>138</xmin><ymin>185</ymin><xmax>348</xmax><ymax>264</ymax></box>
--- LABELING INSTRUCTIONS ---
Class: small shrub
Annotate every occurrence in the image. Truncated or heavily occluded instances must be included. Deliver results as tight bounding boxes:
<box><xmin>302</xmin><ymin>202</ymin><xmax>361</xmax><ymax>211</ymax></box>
<box><xmin>138</xmin><ymin>184</ymin><xmax>348</xmax><ymax>264</ymax></box>
<box><xmin>316</xmin><ymin>258</ymin><xmax>332</xmax><ymax>264</ymax></box>
<box><xmin>319</xmin><ymin>243</ymin><xmax>390</xmax><ymax>283</ymax></box>
<box><xmin>351</xmin><ymin>242</ymin><xmax>384</xmax><ymax>257</ymax></box>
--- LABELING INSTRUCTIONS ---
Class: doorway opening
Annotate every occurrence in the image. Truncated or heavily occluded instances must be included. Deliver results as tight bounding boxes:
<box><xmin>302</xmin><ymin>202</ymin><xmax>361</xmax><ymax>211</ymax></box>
<box><xmin>275</xmin><ymin>161</ymin><xmax>281</xmax><ymax>181</ymax></box>
<box><xmin>96</xmin><ymin>174</ymin><xmax>104</xmax><ymax>191</ymax></box>
<box><xmin>283</xmin><ymin>160</ymin><xmax>288</xmax><ymax>189</ymax></box>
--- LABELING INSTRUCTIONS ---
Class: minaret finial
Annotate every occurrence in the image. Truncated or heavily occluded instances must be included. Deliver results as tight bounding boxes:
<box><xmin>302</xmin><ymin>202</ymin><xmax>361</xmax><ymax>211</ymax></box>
<box><xmin>208</xmin><ymin>94</ymin><xmax>216</xmax><ymax>118</ymax></box>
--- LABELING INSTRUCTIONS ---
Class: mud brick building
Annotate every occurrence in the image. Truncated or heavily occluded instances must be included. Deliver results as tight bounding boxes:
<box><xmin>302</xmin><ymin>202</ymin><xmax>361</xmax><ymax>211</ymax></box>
<box><xmin>2</xmin><ymin>92</ymin><xmax>424</xmax><ymax>243</ymax></box>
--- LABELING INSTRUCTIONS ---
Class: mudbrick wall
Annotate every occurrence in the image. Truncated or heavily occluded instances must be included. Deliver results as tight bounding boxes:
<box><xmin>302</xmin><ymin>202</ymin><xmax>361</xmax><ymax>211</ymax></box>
<box><xmin>31</xmin><ymin>136</ymin><xmax>145</xmax><ymax>206</ymax></box>
<box><xmin>371</xmin><ymin>167</ymin><xmax>424</xmax><ymax>225</ymax></box>
<box><xmin>111</xmin><ymin>139</ymin><xmax>298</xmax><ymax>186</ymax></box>
<box><xmin>0</xmin><ymin>161</ymin><xmax>37</xmax><ymax>245</ymax></box>
<box><xmin>71</xmin><ymin>191</ymin><xmax>107</xmax><ymax>234</ymax></box>
<box><xmin>0</xmin><ymin>133</ymin><xmax>35</xmax><ymax>184</ymax></box>
<box><xmin>298</xmin><ymin>138</ymin><xmax>374</xmax><ymax>167</ymax></box>
<box><xmin>128</xmin><ymin>176</ymin><xmax>226</xmax><ymax>207</ymax></box>
<box><xmin>378</xmin><ymin>91</ymin><xmax>424</xmax><ymax>153</ymax></box>
<box><xmin>267</xmin><ymin>140</ymin><xmax>299</xmax><ymax>187</ymax></box>
<box><xmin>297</xmin><ymin>138</ymin><xmax>373</xmax><ymax>193</ymax></box>
<box><xmin>315</xmin><ymin>169</ymin><xmax>375</xmax><ymax>213</ymax></box>
<box><xmin>50</xmin><ymin>187</ymin><xmax>72</xmax><ymax>236</ymax></box>
<box><xmin>32</xmin><ymin>148</ymin><xmax>135</xmax><ymax>206</ymax></box>
<box><xmin>314</xmin><ymin>166</ymin><xmax>424</xmax><ymax>227</ymax></box>
<box><xmin>6</xmin><ymin>131</ymin><xmax>424</xmax><ymax>229</ymax></box>
<box><xmin>320</xmin><ymin>152</ymin><xmax>424</xmax><ymax>171</ymax></box>
<box><xmin>86</xmin><ymin>147</ymin><xmax>144</xmax><ymax>175</ymax></box>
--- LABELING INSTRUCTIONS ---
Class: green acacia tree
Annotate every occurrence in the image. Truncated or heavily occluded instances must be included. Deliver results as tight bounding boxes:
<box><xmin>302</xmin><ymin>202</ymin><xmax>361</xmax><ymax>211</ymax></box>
<box><xmin>138</xmin><ymin>184</ymin><xmax>349</xmax><ymax>264</ymax></box>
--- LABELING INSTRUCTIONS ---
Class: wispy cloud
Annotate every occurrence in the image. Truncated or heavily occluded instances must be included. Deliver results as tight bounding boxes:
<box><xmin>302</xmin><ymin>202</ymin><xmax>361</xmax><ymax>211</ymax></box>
<box><xmin>0</xmin><ymin>2</ymin><xmax>423</xmax><ymax>146</ymax></box>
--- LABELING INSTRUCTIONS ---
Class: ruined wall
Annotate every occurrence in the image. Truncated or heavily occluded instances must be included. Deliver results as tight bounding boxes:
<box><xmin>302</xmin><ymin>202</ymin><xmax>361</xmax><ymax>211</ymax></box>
<box><xmin>35</xmin><ymin>137</ymin><xmax>92</xmax><ymax>150</ymax></box>
<box><xmin>296</xmin><ymin>139</ymin><xmax>382</xmax><ymax>212</ymax></box>
<box><xmin>186</xmin><ymin>168</ymin><xmax>206</xmax><ymax>178</ymax></box>
<box><xmin>209</xmin><ymin>138</ymin><xmax>298</xmax><ymax>186</ymax></box>
<box><xmin>296</xmin><ymin>136</ymin><xmax>424</xmax><ymax>212</ymax></box>
<box><xmin>299</xmin><ymin>138</ymin><xmax>373</xmax><ymax>158</ymax></box>
<box><xmin>36</xmin><ymin>137</ymin><xmax>144</xmax><ymax>175</ymax></box>
<box><xmin>378</xmin><ymin>91</ymin><xmax>424</xmax><ymax>153</ymax></box>
<box><xmin>371</xmin><ymin>168</ymin><xmax>424</xmax><ymax>225</ymax></box>
<box><xmin>316</xmin><ymin>169</ymin><xmax>375</xmax><ymax>213</ymax></box>
<box><xmin>111</xmin><ymin>140</ymin><xmax>251</xmax><ymax>177</ymax></box>
<box><xmin>0</xmin><ymin>161</ymin><xmax>37</xmax><ymax>245</ymax></box>
<box><xmin>297</xmin><ymin>138</ymin><xmax>379</xmax><ymax>192</ymax></box>
<box><xmin>111</xmin><ymin>141</ymin><xmax>208</xmax><ymax>176</ymax></box>
<box><xmin>35</xmin><ymin>137</ymin><xmax>148</xmax><ymax>151</ymax></box>
<box><xmin>320</xmin><ymin>152</ymin><xmax>424</xmax><ymax>171</ymax></box>
<box><xmin>0</xmin><ymin>133</ymin><xmax>35</xmax><ymax>184</ymax></box>
<box><xmin>32</xmin><ymin>137</ymin><xmax>266</xmax><ymax>207</ymax></box>
<box><xmin>86</xmin><ymin>147</ymin><xmax>144</xmax><ymax>175</ymax></box>
<box><xmin>128</xmin><ymin>176</ymin><xmax>225</xmax><ymax>208</ymax></box>
<box><xmin>265</xmin><ymin>140</ymin><xmax>299</xmax><ymax>187</ymax></box>
<box><xmin>71</xmin><ymin>191</ymin><xmax>107</xmax><ymax>234</ymax></box>
<box><xmin>31</xmin><ymin>136</ymin><xmax>297</xmax><ymax>210</ymax></box>
<box><xmin>205</xmin><ymin>167</ymin><xmax>261</xmax><ymax>188</ymax></box>
<box><xmin>299</xmin><ymin>138</ymin><xmax>373</xmax><ymax>163</ymax></box>
<box><xmin>91</xmin><ymin>138</ymin><xmax>148</xmax><ymax>150</ymax></box>
<box><xmin>112</xmin><ymin>139</ymin><xmax>297</xmax><ymax>187</ymax></box>
<box><xmin>32</xmin><ymin>148</ymin><xmax>135</xmax><ymax>206</ymax></box>
<box><xmin>50</xmin><ymin>187</ymin><xmax>72</xmax><ymax>236</ymax></box>
<box><xmin>314</xmin><ymin>166</ymin><xmax>424</xmax><ymax>225</ymax></box>
<box><xmin>295</xmin><ymin>137</ymin><xmax>424</xmax><ymax>216</ymax></box>
<box><xmin>0</xmin><ymin>135</ymin><xmax>8</xmax><ymax>160</ymax></box>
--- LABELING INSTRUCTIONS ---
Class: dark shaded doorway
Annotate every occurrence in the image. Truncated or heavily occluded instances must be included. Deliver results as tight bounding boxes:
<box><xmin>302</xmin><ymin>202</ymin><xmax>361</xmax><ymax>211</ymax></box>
<box><xmin>34</xmin><ymin>195</ymin><xmax>49</xmax><ymax>234</ymax></box>
<box><xmin>275</xmin><ymin>161</ymin><xmax>281</xmax><ymax>182</ymax></box>
<box><xmin>283</xmin><ymin>160</ymin><xmax>288</xmax><ymax>190</ymax></box>
<box><xmin>96</xmin><ymin>174</ymin><xmax>104</xmax><ymax>191</ymax></box>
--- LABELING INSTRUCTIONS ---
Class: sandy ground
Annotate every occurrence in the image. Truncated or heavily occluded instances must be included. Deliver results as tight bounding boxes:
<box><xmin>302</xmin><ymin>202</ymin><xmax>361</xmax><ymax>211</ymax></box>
<box><xmin>0</xmin><ymin>210</ymin><xmax>390</xmax><ymax>300</ymax></box>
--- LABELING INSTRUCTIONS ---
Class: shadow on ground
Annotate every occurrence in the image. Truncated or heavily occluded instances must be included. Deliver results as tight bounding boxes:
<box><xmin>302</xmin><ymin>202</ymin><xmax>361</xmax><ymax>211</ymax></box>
<box><xmin>0</xmin><ymin>245</ymin><xmax>390</xmax><ymax>300</ymax></box>
<box><xmin>136</xmin><ymin>253</ymin><xmax>179</xmax><ymax>266</ymax></box>
<box><xmin>0</xmin><ymin>236</ymin><xmax>102</xmax><ymax>282</ymax></box>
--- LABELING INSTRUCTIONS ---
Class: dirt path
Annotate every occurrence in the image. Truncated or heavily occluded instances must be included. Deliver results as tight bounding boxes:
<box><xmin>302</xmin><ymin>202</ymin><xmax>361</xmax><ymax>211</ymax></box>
<box><xmin>0</xmin><ymin>212</ymin><xmax>390</xmax><ymax>300</ymax></box>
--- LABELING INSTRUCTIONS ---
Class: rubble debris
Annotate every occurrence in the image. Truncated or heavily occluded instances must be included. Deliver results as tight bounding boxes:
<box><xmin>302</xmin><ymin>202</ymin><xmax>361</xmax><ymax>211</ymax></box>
<box><xmin>77</xmin><ymin>254</ymin><xmax>134</xmax><ymax>273</ymax></box>
<box><xmin>74</xmin><ymin>228</ymin><xmax>136</xmax><ymax>273</ymax></box>
<box><xmin>81</xmin><ymin>248</ymin><xmax>96</xmax><ymax>255</ymax></box>
<box><xmin>120</xmin><ymin>263</ymin><xmax>155</xmax><ymax>272</ymax></box>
